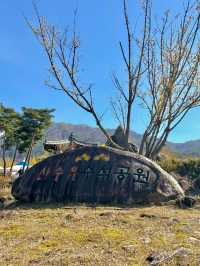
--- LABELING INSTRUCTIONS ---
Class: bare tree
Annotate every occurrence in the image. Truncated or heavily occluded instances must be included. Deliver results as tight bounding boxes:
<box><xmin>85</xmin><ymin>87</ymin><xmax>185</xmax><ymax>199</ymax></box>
<box><xmin>27</xmin><ymin>4</ymin><xmax>123</xmax><ymax>150</ymax></box>
<box><xmin>27</xmin><ymin>0</ymin><xmax>149</xmax><ymax>150</ymax></box>
<box><xmin>111</xmin><ymin>0</ymin><xmax>149</xmax><ymax>148</ymax></box>
<box><xmin>138</xmin><ymin>1</ymin><xmax>200</xmax><ymax>159</ymax></box>
<box><xmin>28</xmin><ymin>0</ymin><xmax>200</xmax><ymax>159</ymax></box>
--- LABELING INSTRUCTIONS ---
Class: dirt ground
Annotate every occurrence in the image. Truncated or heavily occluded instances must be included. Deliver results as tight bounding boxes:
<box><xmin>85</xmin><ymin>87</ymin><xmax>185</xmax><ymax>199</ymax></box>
<box><xmin>1</xmin><ymin>179</ymin><xmax>200</xmax><ymax>265</ymax></box>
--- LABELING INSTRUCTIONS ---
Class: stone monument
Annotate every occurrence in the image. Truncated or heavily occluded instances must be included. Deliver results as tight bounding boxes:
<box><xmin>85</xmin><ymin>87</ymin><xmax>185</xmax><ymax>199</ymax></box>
<box><xmin>12</xmin><ymin>146</ymin><xmax>184</xmax><ymax>204</ymax></box>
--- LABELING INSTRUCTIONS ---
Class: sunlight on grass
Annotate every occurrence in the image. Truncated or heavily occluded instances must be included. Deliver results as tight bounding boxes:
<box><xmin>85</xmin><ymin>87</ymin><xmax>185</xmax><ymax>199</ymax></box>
<box><xmin>1</xmin><ymin>203</ymin><xmax>200</xmax><ymax>265</ymax></box>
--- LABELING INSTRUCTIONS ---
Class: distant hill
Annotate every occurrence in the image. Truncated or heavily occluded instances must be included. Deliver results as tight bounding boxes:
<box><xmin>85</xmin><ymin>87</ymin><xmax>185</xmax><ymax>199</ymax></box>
<box><xmin>167</xmin><ymin>140</ymin><xmax>200</xmax><ymax>157</ymax></box>
<box><xmin>45</xmin><ymin>123</ymin><xmax>142</xmax><ymax>145</ymax></box>
<box><xmin>43</xmin><ymin>122</ymin><xmax>200</xmax><ymax>157</ymax></box>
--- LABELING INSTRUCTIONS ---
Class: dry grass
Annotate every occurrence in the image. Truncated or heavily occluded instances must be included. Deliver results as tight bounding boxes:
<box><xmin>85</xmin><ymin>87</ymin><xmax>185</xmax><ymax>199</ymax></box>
<box><xmin>0</xmin><ymin>175</ymin><xmax>12</xmax><ymax>199</ymax></box>
<box><xmin>1</xmin><ymin>179</ymin><xmax>200</xmax><ymax>265</ymax></box>
<box><xmin>1</xmin><ymin>204</ymin><xmax>200</xmax><ymax>265</ymax></box>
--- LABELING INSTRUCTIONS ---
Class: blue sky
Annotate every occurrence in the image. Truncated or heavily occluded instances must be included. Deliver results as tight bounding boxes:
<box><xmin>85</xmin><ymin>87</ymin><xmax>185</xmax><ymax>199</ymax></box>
<box><xmin>0</xmin><ymin>0</ymin><xmax>199</xmax><ymax>143</ymax></box>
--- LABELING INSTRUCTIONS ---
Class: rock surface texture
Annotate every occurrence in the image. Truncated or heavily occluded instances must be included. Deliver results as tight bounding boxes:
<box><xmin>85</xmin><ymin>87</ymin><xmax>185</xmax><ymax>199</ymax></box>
<box><xmin>12</xmin><ymin>146</ymin><xmax>184</xmax><ymax>204</ymax></box>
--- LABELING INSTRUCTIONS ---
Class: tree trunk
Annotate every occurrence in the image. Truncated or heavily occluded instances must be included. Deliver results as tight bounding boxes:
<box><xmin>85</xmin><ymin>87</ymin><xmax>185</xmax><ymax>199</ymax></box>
<box><xmin>23</xmin><ymin>145</ymin><xmax>31</xmax><ymax>173</ymax></box>
<box><xmin>23</xmin><ymin>134</ymin><xmax>35</xmax><ymax>173</ymax></box>
<box><xmin>150</xmin><ymin>133</ymin><xmax>169</xmax><ymax>160</ymax></box>
<box><xmin>23</xmin><ymin>143</ymin><xmax>32</xmax><ymax>173</ymax></box>
<box><xmin>9</xmin><ymin>144</ymin><xmax>18</xmax><ymax>178</ymax></box>
<box><xmin>2</xmin><ymin>138</ymin><xmax>6</xmax><ymax>178</ymax></box>
<box><xmin>27</xmin><ymin>145</ymin><xmax>33</xmax><ymax>170</ymax></box>
<box><xmin>125</xmin><ymin>103</ymin><xmax>132</xmax><ymax>148</ymax></box>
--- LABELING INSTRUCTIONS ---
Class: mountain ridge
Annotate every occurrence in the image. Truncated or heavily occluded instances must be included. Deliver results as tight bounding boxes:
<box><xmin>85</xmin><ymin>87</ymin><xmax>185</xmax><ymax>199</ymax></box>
<box><xmin>44</xmin><ymin>122</ymin><xmax>200</xmax><ymax>156</ymax></box>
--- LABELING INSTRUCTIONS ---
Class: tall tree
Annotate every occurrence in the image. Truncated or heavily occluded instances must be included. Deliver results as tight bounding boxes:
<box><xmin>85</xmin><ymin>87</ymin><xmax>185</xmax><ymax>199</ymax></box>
<box><xmin>111</xmin><ymin>0</ymin><xmax>149</xmax><ymax>147</ymax></box>
<box><xmin>138</xmin><ymin>1</ymin><xmax>200</xmax><ymax>159</ymax></box>
<box><xmin>18</xmin><ymin>107</ymin><xmax>54</xmax><ymax>171</ymax></box>
<box><xmin>0</xmin><ymin>104</ymin><xmax>21</xmax><ymax>177</ymax></box>
<box><xmin>27</xmin><ymin>0</ymin><xmax>149</xmax><ymax>150</ymax></box>
<box><xmin>28</xmin><ymin>0</ymin><xmax>200</xmax><ymax>159</ymax></box>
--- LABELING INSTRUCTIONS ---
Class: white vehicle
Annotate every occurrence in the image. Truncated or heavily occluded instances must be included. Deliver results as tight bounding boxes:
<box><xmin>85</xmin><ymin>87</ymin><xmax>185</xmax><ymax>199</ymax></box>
<box><xmin>7</xmin><ymin>161</ymin><xmax>30</xmax><ymax>179</ymax></box>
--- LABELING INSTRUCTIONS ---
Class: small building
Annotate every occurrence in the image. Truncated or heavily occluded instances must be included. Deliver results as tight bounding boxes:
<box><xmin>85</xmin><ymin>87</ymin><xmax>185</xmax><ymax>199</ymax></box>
<box><xmin>43</xmin><ymin>134</ymin><xmax>98</xmax><ymax>154</ymax></box>
<box><xmin>43</xmin><ymin>139</ymin><xmax>71</xmax><ymax>153</ymax></box>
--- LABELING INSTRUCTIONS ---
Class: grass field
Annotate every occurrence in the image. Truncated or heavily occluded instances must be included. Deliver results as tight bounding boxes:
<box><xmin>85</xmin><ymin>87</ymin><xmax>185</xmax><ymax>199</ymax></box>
<box><xmin>1</xmin><ymin>179</ymin><xmax>200</xmax><ymax>265</ymax></box>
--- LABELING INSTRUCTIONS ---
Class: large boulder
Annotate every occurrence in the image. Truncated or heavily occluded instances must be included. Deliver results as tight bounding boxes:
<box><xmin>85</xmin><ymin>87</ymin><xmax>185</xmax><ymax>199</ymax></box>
<box><xmin>12</xmin><ymin>146</ymin><xmax>184</xmax><ymax>204</ymax></box>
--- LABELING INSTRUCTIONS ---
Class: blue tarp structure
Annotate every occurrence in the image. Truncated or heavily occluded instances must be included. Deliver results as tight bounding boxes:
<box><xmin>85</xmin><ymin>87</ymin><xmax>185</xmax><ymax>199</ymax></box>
<box><xmin>16</xmin><ymin>161</ymin><xmax>29</xmax><ymax>166</ymax></box>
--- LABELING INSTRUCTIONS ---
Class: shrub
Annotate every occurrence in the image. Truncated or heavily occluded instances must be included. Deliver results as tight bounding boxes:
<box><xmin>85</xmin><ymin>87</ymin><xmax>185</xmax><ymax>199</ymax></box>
<box><xmin>159</xmin><ymin>158</ymin><xmax>200</xmax><ymax>180</ymax></box>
